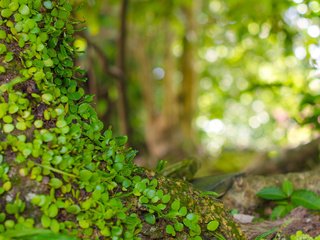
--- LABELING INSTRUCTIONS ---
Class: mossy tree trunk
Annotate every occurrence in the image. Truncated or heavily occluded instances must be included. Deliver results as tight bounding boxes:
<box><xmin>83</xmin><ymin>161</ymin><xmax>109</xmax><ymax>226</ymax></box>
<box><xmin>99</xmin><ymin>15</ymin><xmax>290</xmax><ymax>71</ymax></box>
<box><xmin>0</xmin><ymin>1</ymin><xmax>245</xmax><ymax>239</ymax></box>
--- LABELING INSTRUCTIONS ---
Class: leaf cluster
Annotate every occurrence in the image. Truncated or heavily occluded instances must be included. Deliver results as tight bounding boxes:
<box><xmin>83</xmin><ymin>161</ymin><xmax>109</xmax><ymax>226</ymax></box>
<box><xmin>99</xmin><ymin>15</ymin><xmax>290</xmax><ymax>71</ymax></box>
<box><xmin>257</xmin><ymin>180</ymin><xmax>320</xmax><ymax>219</ymax></box>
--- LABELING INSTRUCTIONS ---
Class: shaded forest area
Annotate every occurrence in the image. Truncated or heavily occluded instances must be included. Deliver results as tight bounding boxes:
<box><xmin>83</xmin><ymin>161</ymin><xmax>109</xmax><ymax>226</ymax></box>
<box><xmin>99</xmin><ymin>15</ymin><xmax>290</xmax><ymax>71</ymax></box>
<box><xmin>1</xmin><ymin>0</ymin><xmax>320</xmax><ymax>239</ymax></box>
<box><xmin>75</xmin><ymin>0</ymin><xmax>320</xmax><ymax>172</ymax></box>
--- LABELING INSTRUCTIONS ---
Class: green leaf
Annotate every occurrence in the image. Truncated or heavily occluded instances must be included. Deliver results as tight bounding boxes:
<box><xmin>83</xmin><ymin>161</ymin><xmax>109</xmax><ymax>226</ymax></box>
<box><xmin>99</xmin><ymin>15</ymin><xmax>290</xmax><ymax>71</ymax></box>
<box><xmin>281</xmin><ymin>180</ymin><xmax>293</xmax><ymax>197</ymax></box>
<box><xmin>47</xmin><ymin>204</ymin><xmax>58</xmax><ymax>218</ymax></box>
<box><xmin>139</xmin><ymin>196</ymin><xmax>149</xmax><ymax>204</ymax></box>
<box><xmin>144</xmin><ymin>213</ymin><xmax>156</xmax><ymax>225</ymax></box>
<box><xmin>34</xmin><ymin>120</ymin><xmax>43</xmax><ymax>128</ymax></box>
<box><xmin>174</xmin><ymin>222</ymin><xmax>184</xmax><ymax>232</ymax></box>
<box><xmin>146</xmin><ymin>189</ymin><xmax>156</xmax><ymax>199</ymax></box>
<box><xmin>186</xmin><ymin>213</ymin><xmax>198</xmax><ymax>222</ymax></box>
<box><xmin>291</xmin><ymin>190</ymin><xmax>320</xmax><ymax>210</ymax></box>
<box><xmin>1</xmin><ymin>228</ymin><xmax>77</xmax><ymax>239</ymax></box>
<box><xmin>19</xmin><ymin>4</ymin><xmax>30</xmax><ymax>15</ymax></box>
<box><xmin>114</xmin><ymin>136</ymin><xmax>128</xmax><ymax>146</ymax></box>
<box><xmin>9</xmin><ymin>2</ymin><xmax>19</xmax><ymax>12</ymax></box>
<box><xmin>207</xmin><ymin>220</ymin><xmax>219</xmax><ymax>231</ymax></box>
<box><xmin>8</xmin><ymin>104</ymin><xmax>19</xmax><ymax>114</ymax></box>
<box><xmin>41</xmin><ymin>215</ymin><xmax>51</xmax><ymax>228</ymax></box>
<box><xmin>135</xmin><ymin>182</ymin><xmax>146</xmax><ymax>192</ymax></box>
<box><xmin>50</xmin><ymin>219</ymin><xmax>60</xmax><ymax>233</ymax></box>
<box><xmin>256</xmin><ymin>187</ymin><xmax>287</xmax><ymax>200</ymax></box>
<box><xmin>165</xmin><ymin>225</ymin><xmax>176</xmax><ymax>236</ymax></box>
<box><xmin>56</xmin><ymin>119</ymin><xmax>67</xmax><ymax>128</ymax></box>
<box><xmin>42</xmin><ymin>132</ymin><xmax>54</xmax><ymax>142</ymax></box>
<box><xmin>254</xmin><ymin>227</ymin><xmax>278</xmax><ymax>240</ymax></box>
<box><xmin>79</xmin><ymin>169</ymin><xmax>92</xmax><ymax>182</ymax></box>
<box><xmin>43</xmin><ymin>1</ymin><xmax>53</xmax><ymax>9</ymax></box>
<box><xmin>162</xmin><ymin>194</ymin><xmax>171</xmax><ymax>203</ymax></box>
<box><xmin>178</xmin><ymin>206</ymin><xmax>187</xmax><ymax>216</ymax></box>
<box><xmin>66</xmin><ymin>205</ymin><xmax>81</xmax><ymax>214</ymax></box>
<box><xmin>0</xmin><ymin>103</ymin><xmax>8</xmax><ymax>118</ymax></box>
<box><xmin>42</xmin><ymin>93</ymin><xmax>54</xmax><ymax>102</ymax></box>
<box><xmin>171</xmin><ymin>199</ymin><xmax>180</xmax><ymax>211</ymax></box>
<box><xmin>3</xmin><ymin>124</ymin><xmax>14</xmax><ymax>133</ymax></box>
<box><xmin>49</xmin><ymin>178</ymin><xmax>63</xmax><ymax>189</ymax></box>
<box><xmin>0</xmin><ymin>30</ymin><xmax>6</xmax><ymax>39</ymax></box>
<box><xmin>16</xmin><ymin>121</ymin><xmax>27</xmax><ymax>131</ymax></box>
<box><xmin>78</xmin><ymin>219</ymin><xmax>90</xmax><ymax>229</ymax></box>
<box><xmin>270</xmin><ymin>205</ymin><xmax>291</xmax><ymax>220</ymax></box>
<box><xmin>1</xmin><ymin>9</ymin><xmax>13</xmax><ymax>18</ymax></box>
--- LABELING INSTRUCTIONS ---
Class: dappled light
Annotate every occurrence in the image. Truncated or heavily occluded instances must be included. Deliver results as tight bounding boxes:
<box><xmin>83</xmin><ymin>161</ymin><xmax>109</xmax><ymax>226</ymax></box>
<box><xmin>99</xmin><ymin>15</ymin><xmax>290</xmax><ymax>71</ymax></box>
<box><xmin>2</xmin><ymin>0</ymin><xmax>320</xmax><ymax>238</ymax></box>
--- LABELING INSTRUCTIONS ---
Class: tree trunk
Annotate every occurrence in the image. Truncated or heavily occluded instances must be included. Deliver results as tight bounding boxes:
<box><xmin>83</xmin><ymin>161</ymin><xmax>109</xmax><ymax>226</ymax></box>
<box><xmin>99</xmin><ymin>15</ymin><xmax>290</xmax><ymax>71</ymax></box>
<box><xmin>116</xmin><ymin>0</ymin><xmax>131</xmax><ymax>138</ymax></box>
<box><xmin>0</xmin><ymin>1</ymin><xmax>244</xmax><ymax>239</ymax></box>
<box><xmin>179</xmin><ymin>1</ymin><xmax>198</xmax><ymax>144</ymax></box>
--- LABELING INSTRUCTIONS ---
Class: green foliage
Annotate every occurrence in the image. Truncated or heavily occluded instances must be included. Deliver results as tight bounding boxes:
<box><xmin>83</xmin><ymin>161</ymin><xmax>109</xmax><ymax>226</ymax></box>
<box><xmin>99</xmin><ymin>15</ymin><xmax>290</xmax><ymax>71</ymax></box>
<box><xmin>257</xmin><ymin>180</ymin><xmax>320</xmax><ymax>219</ymax></box>
<box><xmin>254</xmin><ymin>227</ymin><xmax>278</xmax><ymax>240</ymax></box>
<box><xmin>207</xmin><ymin>220</ymin><xmax>219</xmax><ymax>231</ymax></box>
<box><xmin>0</xmin><ymin>227</ymin><xmax>78</xmax><ymax>240</ymax></box>
<box><xmin>289</xmin><ymin>231</ymin><xmax>320</xmax><ymax>240</ymax></box>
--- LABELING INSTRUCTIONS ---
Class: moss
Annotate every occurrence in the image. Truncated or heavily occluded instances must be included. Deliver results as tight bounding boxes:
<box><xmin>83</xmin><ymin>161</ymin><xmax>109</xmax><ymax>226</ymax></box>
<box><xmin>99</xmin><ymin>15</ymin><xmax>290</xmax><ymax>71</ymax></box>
<box><xmin>0</xmin><ymin>0</ymin><xmax>246</xmax><ymax>239</ymax></box>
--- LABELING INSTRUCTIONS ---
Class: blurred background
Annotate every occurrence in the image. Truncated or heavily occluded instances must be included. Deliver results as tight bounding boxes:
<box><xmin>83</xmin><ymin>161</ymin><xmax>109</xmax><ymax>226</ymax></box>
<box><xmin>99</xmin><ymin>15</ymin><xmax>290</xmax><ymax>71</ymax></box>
<box><xmin>72</xmin><ymin>0</ymin><xmax>320</xmax><ymax>177</ymax></box>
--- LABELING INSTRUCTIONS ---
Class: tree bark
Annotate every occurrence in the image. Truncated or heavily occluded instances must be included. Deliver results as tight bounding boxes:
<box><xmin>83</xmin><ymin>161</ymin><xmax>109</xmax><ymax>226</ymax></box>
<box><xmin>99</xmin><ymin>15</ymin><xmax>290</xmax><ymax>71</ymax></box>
<box><xmin>246</xmin><ymin>137</ymin><xmax>320</xmax><ymax>175</ymax></box>
<box><xmin>117</xmin><ymin>0</ymin><xmax>131</xmax><ymax>138</ymax></box>
<box><xmin>179</xmin><ymin>1</ymin><xmax>198</xmax><ymax>144</ymax></box>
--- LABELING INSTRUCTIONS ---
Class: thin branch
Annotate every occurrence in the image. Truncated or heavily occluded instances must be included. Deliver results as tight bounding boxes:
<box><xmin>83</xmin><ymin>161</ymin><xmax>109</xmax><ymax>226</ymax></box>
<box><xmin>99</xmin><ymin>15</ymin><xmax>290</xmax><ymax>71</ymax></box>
<box><xmin>77</xmin><ymin>32</ymin><xmax>122</xmax><ymax>80</ymax></box>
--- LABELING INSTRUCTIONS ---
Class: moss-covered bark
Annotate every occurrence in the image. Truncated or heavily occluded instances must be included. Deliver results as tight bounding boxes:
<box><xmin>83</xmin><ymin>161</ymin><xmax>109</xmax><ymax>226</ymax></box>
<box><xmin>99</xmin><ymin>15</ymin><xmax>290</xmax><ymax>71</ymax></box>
<box><xmin>0</xmin><ymin>1</ymin><xmax>245</xmax><ymax>239</ymax></box>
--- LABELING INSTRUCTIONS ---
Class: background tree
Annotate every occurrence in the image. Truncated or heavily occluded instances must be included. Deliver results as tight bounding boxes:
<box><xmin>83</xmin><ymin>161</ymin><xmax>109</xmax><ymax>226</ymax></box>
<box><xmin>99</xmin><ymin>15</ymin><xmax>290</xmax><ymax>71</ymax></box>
<box><xmin>0</xmin><ymin>0</ymin><xmax>245</xmax><ymax>239</ymax></box>
<box><xmin>74</xmin><ymin>0</ymin><xmax>320</xmax><ymax>173</ymax></box>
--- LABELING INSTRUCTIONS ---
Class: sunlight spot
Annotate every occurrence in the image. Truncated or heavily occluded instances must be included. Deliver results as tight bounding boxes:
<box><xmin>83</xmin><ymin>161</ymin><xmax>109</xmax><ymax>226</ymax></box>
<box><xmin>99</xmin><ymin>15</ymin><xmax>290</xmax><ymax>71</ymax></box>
<box><xmin>309</xmin><ymin>1</ymin><xmax>320</xmax><ymax>13</ymax></box>
<box><xmin>259</xmin><ymin>23</ymin><xmax>271</xmax><ymax>39</ymax></box>
<box><xmin>294</xmin><ymin>46</ymin><xmax>306</xmax><ymax>60</ymax></box>
<box><xmin>296</xmin><ymin>3</ymin><xmax>308</xmax><ymax>14</ymax></box>
<box><xmin>249</xmin><ymin>116</ymin><xmax>260</xmax><ymax>129</ymax></box>
<box><xmin>252</xmin><ymin>100</ymin><xmax>264</xmax><ymax>112</ymax></box>
<box><xmin>216</xmin><ymin>46</ymin><xmax>228</xmax><ymax>58</ymax></box>
<box><xmin>209</xmin><ymin>1</ymin><xmax>222</xmax><ymax>13</ymax></box>
<box><xmin>240</xmin><ymin>93</ymin><xmax>253</xmax><ymax>106</ymax></box>
<box><xmin>296</xmin><ymin>18</ymin><xmax>309</xmax><ymax>29</ymax></box>
<box><xmin>197</xmin><ymin>117</ymin><xmax>225</xmax><ymax>135</ymax></box>
<box><xmin>206</xmin><ymin>141</ymin><xmax>224</xmax><ymax>155</ymax></box>
<box><xmin>307</xmin><ymin>25</ymin><xmax>320</xmax><ymax>38</ymax></box>
<box><xmin>219</xmin><ymin>75</ymin><xmax>233</xmax><ymax>91</ymax></box>
<box><xmin>225</xmin><ymin>31</ymin><xmax>236</xmax><ymax>43</ymax></box>
<box><xmin>152</xmin><ymin>67</ymin><xmax>165</xmax><ymax>80</ymax></box>
<box><xmin>259</xmin><ymin>64</ymin><xmax>276</xmax><ymax>82</ymax></box>
<box><xmin>200</xmin><ymin>77</ymin><xmax>212</xmax><ymax>90</ymax></box>
<box><xmin>198</xmin><ymin>94</ymin><xmax>214</xmax><ymax>110</ymax></box>
<box><xmin>287</xmin><ymin>126</ymin><xmax>312</xmax><ymax>147</ymax></box>
<box><xmin>196</xmin><ymin>116</ymin><xmax>206</xmax><ymax>128</ymax></box>
<box><xmin>257</xmin><ymin>111</ymin><xmax>270</xmax><ymax>124</ymax></box>
<box><xmin>308</xmin><ymin>79</ymin><xmax>320</xmax><ymax>92</ymax></box>
<box><xmin>236</xmin><ymin>78</ymin><xmax>248</xmax><ymax>91</ymax></box>
<box><xmin>309</xmin><ymin>44</ymin><xmax>320</xmax><ymax>59</ymax></box>
<box><xmin>236</xmin><ymin>129</ymin><xmax>250</xmax><ymax>147</ymax></box>
<box><xmin>172</xmin><ymin>43</ymin><xmax>182</xmax><ymax>57</ymax></box>
<box><xmin>273</xmin><ymin>128</ymin><xmax>285</xmax><ymax>140</ymax></box>
<box><xmin>204</xmin><ymin>119</ymin><xmax>225</xmax><ymax>134</ymax></box>
<box><xmin>205</xmin><ymin>48</ymin><xmax>218</xmax><ymax>62</ymax></box>
<box><xmin>248</xmin><ymin>22</ymin><xmax>260</xmax><ymax>35</ymax></box>
<box><xmin>293</xmin><ymin>0</ymin><xmax>303</xmax><ymax>3</ymax></box>
<box><xmin>198</xmin><ymin>13</ymin><xmax>208</xmax><ymax>25</ymax></box>
<box><xmin>284</xmin><ymin>7</ymin><xmax>299</xmax><ymax>26</ymax></box>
